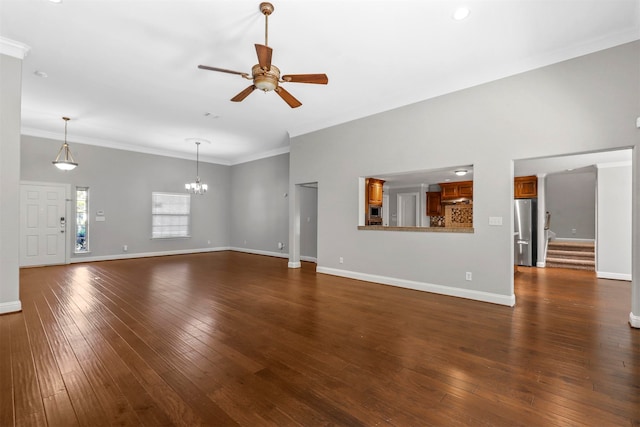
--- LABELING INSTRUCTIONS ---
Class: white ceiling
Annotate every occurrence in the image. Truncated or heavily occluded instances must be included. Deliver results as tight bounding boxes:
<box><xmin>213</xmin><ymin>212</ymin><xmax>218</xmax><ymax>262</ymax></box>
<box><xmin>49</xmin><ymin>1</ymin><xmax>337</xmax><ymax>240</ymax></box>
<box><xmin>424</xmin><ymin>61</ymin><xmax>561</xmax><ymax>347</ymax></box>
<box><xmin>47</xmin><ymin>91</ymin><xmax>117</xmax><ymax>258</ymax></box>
<box><xmin>1</xmin><ymin>0</ymin><xmax>639</xmax><ymax>165</ymax></box>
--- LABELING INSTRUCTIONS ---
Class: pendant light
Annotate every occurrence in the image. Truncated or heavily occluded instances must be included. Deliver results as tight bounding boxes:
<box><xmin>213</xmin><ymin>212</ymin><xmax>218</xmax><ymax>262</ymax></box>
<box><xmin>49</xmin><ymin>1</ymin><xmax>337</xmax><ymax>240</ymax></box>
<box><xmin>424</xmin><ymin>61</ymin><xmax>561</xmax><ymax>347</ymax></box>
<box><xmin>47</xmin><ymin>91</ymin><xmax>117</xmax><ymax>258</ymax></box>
<box><xmin>52</xmin><ymin>116</ymin><xmax>78</xmax><ymax>170</ymax></box>
<box><xmin>185</xmin><ymin>141</ymin><xmax>208</xmax><ymax>195</ymax></box>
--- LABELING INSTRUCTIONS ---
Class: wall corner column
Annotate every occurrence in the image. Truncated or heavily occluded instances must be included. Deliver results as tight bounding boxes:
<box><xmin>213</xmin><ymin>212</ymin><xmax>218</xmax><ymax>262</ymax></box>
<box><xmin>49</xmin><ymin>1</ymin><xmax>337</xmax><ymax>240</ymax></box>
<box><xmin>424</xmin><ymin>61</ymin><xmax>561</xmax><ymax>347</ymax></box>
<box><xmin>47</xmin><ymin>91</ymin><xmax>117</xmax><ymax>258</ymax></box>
<box><xmin>631</xmin><ymin>143</ymin><xmax>640</xmax><ymax>328</ymax></box>
<box><xmin>0</xmin><ymin>38</ymin><xmax>30</xmax><ymax>314</ymax></box>
<box><xmin>288</xmin><ymin>183</ymin><xmax>301</xmax><ymax>268</ymax></box>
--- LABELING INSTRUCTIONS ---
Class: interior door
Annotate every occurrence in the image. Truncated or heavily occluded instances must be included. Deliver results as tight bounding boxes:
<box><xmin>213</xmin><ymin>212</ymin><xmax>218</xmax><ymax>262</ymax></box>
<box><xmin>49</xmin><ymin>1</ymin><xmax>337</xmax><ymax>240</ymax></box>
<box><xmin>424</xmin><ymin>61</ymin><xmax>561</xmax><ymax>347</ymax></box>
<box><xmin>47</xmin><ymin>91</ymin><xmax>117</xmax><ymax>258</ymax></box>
<box><xmin>397</xmin><ymin>192</ymin><xmax>419</xmax><ymax>226</ymax></box>
<box><xmin>20</xmin><ymin>183</ymin><xmax>68</xmax><ymax>266</ymax></box>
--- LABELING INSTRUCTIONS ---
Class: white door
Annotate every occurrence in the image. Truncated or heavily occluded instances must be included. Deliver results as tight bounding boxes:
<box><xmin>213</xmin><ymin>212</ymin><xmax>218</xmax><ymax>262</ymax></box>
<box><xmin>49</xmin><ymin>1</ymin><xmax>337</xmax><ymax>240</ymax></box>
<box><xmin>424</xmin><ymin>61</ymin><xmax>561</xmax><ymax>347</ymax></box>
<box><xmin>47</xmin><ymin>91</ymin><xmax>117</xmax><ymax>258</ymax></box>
<box><xmin>20</xmin><ymin>183</ymin><xmax>68</xmax><ymax>266</ymax></box>
<box><xmin>397</xmin><ymin>192</ymin><xmax>419</xmax><ymax>226</ymax></box>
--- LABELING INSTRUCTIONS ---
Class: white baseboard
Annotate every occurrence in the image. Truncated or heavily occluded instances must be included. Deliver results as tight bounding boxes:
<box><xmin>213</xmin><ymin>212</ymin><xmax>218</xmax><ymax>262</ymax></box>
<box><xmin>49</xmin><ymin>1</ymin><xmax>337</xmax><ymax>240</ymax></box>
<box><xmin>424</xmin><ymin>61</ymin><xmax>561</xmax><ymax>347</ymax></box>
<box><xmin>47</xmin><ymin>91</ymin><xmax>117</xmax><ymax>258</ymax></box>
<box><xmin>0</xmin><ymin>300</ymin><xmax>22</xmax><ymax>314</ymax></box>
<box><xmin>596</xmin><ymin>271</ymin><xmax>632</xmax><ymax>281</ymax></box>
<box><xmin>316</xmin><ymin>266</ymin><xmax>516</xmax><ymax>307</ymax></box>
<box><xmin>229</xmin><ymin>247</ymin><xmax>288</xmax><ymax>259</ymax></box>
<box><xmin>288</xmin><ymin>261</ymin><xmax>301</xmax><ymax>269</ymax></box>
<box><xmin>300</xmin><ymin>256</ymin><xmax>317</xmax><ymax>263</ymax></box>
<box><xmin>70</xmin><ymin>246</ymin><xmax>231</xmax><ymax>263</ymax></box>
<box><xmin>536</xmin><ymin>261</ymin><xmax>546</xmax><ymax>268</ymax></box>
<box><xmin>68</xmin><ymin>247</ymin><xmax>307</xmax><ymax>265</ymax></box>
<box><xmin>630</xmin><ymin>312</ymin><xmax>640</xmax><ymax>328</ymax></box>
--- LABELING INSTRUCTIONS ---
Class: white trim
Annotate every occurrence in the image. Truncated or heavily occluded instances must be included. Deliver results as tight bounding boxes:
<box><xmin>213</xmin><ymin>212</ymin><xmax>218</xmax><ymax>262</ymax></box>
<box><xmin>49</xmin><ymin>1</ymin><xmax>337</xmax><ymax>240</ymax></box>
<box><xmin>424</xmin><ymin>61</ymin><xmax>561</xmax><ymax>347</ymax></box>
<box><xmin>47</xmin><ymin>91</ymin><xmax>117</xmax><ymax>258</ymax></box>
<box><xmin>552</xmin><ymin>238</ymin><xmax>595</xmax><ymax>243</ymax></box>
<box><xmin>596</xmin><ymin>161</ymin><xmax>632</xmax><ymax>169</ymax></box>
<box><xmin>288</xmin><ymin>261</ymin><xmax>302</xmax><ymax>269</ymax></box>
<box><xmin>229</xmin><ymin>247</ymin><xmax>288</xmax><ymax>259</ymax></box>
<box><xmin>596</xmin><ymin>271</ymin><xmax>632</xmax><ymax>281</ymax></box>
<box><xmin>0</xmin><ymin>37</ymin><xmax>30</xmax><ymax>59</ymax></box>
<box><xmin>316</xmin><ymin>266</ymin><xmax>516</xmax><ymax>307</ymax></box>
<box><xmin>69</xmin><ymin>246</ymin><xmax>230</xmax><ymax>263</ymax></box>
<box><xmin>0</xmin><ymin>300</ymin><xmax>22</xmax><ymax>315</ymax></box>
<box><xmin>630</xmin><ymin>312</ymin><xmax>640</xmax><ymax>329</ymax></box>
<box><xmin>230</xmin><ymin>145</ymin><xmax>290</xmax><ymax>166</ymax></box>
<box><xmin>536</xmin><ymin>261</ymin><xmax>546</xmax><ymax>268</ymax></box>
<box><xmin>300</xmin><ymin>256</ymin><xmax>317</xmax><ymax>263</ymax></box>
<box><xmin>22</xmin><ymin>127</ymin><xmax>232</xmax><ymax>166</ymax></box>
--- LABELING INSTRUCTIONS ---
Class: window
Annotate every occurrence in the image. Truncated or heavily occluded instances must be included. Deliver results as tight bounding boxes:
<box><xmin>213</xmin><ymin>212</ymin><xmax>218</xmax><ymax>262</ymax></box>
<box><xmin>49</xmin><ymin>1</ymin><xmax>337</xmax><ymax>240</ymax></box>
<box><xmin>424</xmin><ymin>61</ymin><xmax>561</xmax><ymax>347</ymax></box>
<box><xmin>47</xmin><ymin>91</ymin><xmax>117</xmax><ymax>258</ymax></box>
<box><xmin>151</xmin><ymin>192</ymin><xmax>191</xmax><ymax>238</ymax></box>
<box><xmin>75</xmin><ymin>187</ymin><xmax>89</xmax><ymax>252</ymax></box>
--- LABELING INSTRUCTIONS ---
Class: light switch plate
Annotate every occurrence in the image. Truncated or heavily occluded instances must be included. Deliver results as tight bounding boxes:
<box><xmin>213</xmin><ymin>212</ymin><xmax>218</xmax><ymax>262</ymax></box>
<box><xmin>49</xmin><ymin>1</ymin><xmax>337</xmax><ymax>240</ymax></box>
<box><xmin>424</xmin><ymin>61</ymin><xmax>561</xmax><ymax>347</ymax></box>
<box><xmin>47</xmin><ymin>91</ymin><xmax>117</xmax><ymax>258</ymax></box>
<box><xmin>489</xmin><ymin>216</ymin><xmax>503</xmax><ymax>226</ymax></box>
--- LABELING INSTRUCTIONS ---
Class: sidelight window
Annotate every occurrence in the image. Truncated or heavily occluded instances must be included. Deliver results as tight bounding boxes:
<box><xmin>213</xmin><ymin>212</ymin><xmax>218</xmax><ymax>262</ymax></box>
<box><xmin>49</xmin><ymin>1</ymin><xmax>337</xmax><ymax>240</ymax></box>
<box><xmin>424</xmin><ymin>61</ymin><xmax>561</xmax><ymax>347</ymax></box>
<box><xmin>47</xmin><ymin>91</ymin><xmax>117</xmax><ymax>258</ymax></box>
<box><xmin>75</xmin><ymin>187</ymin><xmax>89</xmax><ymax>253</ymax></box>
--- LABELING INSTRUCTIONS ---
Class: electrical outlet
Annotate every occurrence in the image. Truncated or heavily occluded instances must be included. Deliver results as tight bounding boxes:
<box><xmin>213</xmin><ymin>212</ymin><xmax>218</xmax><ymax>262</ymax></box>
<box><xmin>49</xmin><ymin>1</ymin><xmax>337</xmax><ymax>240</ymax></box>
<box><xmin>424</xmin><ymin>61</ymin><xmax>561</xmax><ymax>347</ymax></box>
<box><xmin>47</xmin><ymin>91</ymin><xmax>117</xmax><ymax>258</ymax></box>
<box><xmin>339</xmin><ymin>257</ymin><xmax>344</xmax><ymax>264</ymax></box>
<box><xmin>244</xmin><ymin>240</ymin><xmax>247</xmax><ymax>245</ymax></box>
<box><xmin>465</xmin><ymin>272</ymin><xmax>472</xmax><ymax>281</ymax></box>
<box><xmin>572</xmin><ymin>228</ymin><xmax>576</xmax><ymax>234</ymax></box>
<box><xmin>278</xmin><ymin>242</ymin><xmax>285</xmax><ymax>250</ymax></box>
<box><xmin>207</xmin><ymin>240</ymin><xmax>211</xmax><ymax>245</ymax></box>
<box><xmin>123</xmin><ymin>245</ymin><xmax>128</xmax><ymax>252</ymax></box>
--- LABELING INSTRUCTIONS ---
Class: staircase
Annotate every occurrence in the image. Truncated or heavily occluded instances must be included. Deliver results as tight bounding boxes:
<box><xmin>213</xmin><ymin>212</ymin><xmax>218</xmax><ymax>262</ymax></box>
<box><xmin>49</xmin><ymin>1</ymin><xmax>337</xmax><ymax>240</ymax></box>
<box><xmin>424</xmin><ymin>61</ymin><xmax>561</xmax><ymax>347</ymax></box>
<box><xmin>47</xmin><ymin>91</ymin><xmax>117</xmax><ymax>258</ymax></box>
<box><xmin>546</xmin><ymin>240</ymin><xmax>595</xmax><ymax>271</ymax></box>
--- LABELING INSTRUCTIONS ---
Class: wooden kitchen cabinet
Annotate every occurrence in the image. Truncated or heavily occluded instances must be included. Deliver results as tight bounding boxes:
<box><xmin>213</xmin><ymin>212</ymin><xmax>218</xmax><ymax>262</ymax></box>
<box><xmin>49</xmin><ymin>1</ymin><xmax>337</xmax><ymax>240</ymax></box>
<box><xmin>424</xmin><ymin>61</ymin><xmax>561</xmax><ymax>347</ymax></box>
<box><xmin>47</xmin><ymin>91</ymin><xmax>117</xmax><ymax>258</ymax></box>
<box><xmin>426</xmin><ymin>192</ymin><xmax>442</xmax><ymax>216</ymax></box>
<box><xmin>514</xmin><ymin>175</ymin><xmax>537</xmax><ymax>198</ymax></box>
<box><xmin>458</xmin><ymin>182</ymin><xmax>473</xmax><ymax>198</ymax></box>
<box><xmin>367</xmin><ymin>178</ymin><xmax>385</xmax><ymax>205</ymax></box>
<box><xmin>439</xmin><ymin>180</ymin><xmax>473</xmax><ymax>200</ymax></box>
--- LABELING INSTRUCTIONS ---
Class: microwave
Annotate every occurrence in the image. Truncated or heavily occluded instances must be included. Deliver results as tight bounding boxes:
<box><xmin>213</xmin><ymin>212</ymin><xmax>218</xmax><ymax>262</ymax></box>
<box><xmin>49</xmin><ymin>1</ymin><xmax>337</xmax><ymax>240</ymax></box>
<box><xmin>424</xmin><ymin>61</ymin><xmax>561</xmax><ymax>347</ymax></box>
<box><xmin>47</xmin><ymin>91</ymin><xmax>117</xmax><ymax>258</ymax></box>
<box><xmin>369</xmin><ymin>205</ymin><xmax>381</xmax><ymax>217</ymax></box>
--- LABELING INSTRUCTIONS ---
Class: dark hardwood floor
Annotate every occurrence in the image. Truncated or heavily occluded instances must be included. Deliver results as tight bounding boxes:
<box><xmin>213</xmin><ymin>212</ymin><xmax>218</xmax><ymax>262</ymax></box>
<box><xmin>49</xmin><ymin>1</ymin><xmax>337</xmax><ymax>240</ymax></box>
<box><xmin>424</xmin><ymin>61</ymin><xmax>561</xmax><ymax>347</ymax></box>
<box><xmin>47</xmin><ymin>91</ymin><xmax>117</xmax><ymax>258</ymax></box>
<box><xmin>2</xmin><ymin>252</ymin><xmax>639</xmax><ymax>426</ymax></box>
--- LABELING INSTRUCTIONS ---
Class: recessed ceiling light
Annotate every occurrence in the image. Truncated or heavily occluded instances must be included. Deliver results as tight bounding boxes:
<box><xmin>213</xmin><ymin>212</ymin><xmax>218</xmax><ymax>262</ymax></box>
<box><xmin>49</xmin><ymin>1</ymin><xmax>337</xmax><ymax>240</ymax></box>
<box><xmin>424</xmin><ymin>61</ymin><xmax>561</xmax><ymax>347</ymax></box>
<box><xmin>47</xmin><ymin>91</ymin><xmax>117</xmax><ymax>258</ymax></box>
<box><xmin>453</xmin><ymin>7</ymin><xmax>470</xmax><ymax>21</ymax></box>
<box><xmin>34</xmin><ymin>70</ymin><xmax>48</xmax><ymax>78</ymax></box>
<box><xmin>455</xmin><ymin>169</ymin><xmax>468</xmax><ymax>176</ymax></box>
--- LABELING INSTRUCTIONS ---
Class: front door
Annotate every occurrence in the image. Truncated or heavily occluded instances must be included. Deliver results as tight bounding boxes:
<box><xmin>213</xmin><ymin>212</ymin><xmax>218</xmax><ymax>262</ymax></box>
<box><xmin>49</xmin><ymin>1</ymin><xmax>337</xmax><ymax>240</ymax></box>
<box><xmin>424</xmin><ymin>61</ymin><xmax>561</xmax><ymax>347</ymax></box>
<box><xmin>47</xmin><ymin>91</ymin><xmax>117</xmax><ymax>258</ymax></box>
<box><xmin>20</xmin><ymin>183</ymin><xmax>68</xmax><ymax>267</ymax></box>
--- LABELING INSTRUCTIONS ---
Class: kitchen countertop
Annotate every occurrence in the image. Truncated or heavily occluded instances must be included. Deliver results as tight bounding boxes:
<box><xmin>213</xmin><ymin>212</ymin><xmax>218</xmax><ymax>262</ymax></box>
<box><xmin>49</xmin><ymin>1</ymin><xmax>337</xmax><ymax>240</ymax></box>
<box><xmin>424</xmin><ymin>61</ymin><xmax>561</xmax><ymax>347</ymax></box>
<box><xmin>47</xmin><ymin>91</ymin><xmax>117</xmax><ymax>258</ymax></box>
<box><xmin>358</xmin><ymin>225</ymin><xmax>473</xmax><ymax>233</ymax></box>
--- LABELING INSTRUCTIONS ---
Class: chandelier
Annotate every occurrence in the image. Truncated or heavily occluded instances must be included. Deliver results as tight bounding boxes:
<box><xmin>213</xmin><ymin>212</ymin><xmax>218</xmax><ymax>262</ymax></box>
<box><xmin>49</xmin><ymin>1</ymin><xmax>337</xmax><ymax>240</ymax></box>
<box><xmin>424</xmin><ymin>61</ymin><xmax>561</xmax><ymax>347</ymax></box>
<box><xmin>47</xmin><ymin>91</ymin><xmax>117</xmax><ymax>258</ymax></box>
<box><xmin>185</xmin><ymin>141</ymin><xmax>208</xmax><ymax>195</ymax></box>
<box><xmin>52</xmin><ymin>116</ymin><xmax>78</xmax><ymax>171</ymax></box>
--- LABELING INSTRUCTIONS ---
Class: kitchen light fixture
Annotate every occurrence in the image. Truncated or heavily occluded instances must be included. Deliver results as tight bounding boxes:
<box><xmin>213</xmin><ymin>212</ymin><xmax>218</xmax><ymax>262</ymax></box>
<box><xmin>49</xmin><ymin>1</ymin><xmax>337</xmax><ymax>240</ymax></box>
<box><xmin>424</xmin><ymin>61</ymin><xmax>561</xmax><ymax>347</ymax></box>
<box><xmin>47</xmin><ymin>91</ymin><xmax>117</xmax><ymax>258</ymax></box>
<box><xmin>455</xmin><ymin>169</ymin><xmax>468</xmax><ymax>176</ymax></box>
<box><xmin>52</xmin><ymin>117</ymin><xmax>78</xmax><ymax>171</ymax></box>
<box><xmin>185</xmin><ymin>141</ymin><xmax>208</xmax><ymax>195</ymax></box>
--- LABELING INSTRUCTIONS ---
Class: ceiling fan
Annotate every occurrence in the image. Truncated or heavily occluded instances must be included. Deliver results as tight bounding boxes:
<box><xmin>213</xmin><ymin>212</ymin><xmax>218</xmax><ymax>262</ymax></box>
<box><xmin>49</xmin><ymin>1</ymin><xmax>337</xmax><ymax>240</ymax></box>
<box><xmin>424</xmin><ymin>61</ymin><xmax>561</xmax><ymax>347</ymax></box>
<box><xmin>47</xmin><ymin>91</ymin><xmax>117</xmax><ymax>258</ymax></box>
<box><xmin>198</xmin><ymin>2</ymin><xmax>328</xmax><ymax>108</ymax></box>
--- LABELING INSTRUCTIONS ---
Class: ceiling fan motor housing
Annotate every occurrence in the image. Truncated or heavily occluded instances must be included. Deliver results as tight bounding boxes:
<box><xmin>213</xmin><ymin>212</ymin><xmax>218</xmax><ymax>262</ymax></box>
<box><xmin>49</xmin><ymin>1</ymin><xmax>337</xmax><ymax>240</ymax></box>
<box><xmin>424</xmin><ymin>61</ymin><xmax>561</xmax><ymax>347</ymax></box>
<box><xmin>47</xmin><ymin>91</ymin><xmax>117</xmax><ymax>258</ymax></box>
<box><xmin>252</xmin><ymin>64</ymin><xmax>280</xmax><ymax>91</ymax></box>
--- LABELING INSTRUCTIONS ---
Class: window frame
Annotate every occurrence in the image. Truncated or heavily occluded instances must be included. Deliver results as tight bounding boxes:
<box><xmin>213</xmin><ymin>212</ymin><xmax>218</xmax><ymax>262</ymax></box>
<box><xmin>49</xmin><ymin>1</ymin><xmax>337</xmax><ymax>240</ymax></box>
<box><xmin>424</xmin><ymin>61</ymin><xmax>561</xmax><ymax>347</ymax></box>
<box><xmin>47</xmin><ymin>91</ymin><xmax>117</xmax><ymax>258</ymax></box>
<box><xmin>151</xmin><ymin>192</ymin><xmax>191</xmax><ymax>239</ymax></box>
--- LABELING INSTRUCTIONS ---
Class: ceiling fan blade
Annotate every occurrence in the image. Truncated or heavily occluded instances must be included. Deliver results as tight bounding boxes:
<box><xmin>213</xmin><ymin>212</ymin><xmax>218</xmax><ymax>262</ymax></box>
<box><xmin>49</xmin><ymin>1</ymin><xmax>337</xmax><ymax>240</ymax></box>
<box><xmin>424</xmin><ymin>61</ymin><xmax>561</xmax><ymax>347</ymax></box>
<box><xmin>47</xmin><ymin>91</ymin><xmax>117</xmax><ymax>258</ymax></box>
<box><xmin>231</xmin><ymin>85</ymin><xmax>257</xmax><ymax>102</ymax></box>
<box><xmin>198</xmin><ymin>65</ymin><xmax>249</xmax><ymax>78</ymax></box>
<box><xmin>275</xmin><ymin>86</ymin><xmax>302</xmax><ymax>108</ymax></box>
<box><xmin>281</xmin><ymin>74</ymin><xmax>328</xmax><ymax>84</ymax></box>
<box><xmin>255</xmin><ymin>44</ymin><xmax>273</xmax><ymax>70</ymax></box>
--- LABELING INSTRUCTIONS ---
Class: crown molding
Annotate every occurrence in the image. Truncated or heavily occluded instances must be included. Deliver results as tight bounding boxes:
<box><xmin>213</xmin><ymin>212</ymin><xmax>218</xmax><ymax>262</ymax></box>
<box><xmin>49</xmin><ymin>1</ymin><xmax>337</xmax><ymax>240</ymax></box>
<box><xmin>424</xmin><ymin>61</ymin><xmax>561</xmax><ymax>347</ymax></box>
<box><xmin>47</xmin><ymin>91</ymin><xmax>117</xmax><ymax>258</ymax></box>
<box><xmin>0</xmin><ymin>37</ymin><xmax>31</xmax><ymax>59</ymax></box>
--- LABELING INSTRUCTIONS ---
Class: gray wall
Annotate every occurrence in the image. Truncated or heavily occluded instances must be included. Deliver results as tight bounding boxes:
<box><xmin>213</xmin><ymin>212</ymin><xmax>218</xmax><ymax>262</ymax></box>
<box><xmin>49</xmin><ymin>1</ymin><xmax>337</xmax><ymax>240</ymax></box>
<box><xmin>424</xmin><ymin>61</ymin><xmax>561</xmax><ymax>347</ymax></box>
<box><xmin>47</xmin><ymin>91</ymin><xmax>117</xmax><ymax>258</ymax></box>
<box><xmin>597</xmin><ymin>163</ymin><xmax>632</xmax><ymax>279</ymax></box>
<box><xmin>0</xmin><ymin>53</ymin><xmax>22</xmax><ymax>312</ymax></box>
<box><xmin>21</xmin><ymin>135</ymin><xmax>231</xmax><ymax>259</ymax></box>
<box><xmin>229</xmin><ymin>153</ymin><xmax>290</xmax><ymax>254</ymax></box>
<box><xmin>545</xmin><ymin>170</ymin><xmax>596</xmax><ymax>240</ymax></box>
<box><xmin>290</xmin><ymin>41</ymin><xmax>639</xmax><ymax>306</ymax></box>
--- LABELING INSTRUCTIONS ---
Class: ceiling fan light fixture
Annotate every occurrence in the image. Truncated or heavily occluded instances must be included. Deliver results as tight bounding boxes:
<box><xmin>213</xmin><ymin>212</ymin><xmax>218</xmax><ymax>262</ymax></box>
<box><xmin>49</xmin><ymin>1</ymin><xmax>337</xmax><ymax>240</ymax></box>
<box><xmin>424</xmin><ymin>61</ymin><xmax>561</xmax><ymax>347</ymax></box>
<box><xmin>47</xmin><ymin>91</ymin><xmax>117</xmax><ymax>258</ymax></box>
<box><xmin>252</xmin><ymin>64</ymin><xmax>279</xmax><ymax>91</ymax></box>
<box><xmin>52</xmin><ymin>116</ymin><xmax>78</xmax><ymax>171</ymax></box>
<box><xmin>455</xmin><ymin>169</ymin><xmax>468</xmax><ymax>176</ymax></box>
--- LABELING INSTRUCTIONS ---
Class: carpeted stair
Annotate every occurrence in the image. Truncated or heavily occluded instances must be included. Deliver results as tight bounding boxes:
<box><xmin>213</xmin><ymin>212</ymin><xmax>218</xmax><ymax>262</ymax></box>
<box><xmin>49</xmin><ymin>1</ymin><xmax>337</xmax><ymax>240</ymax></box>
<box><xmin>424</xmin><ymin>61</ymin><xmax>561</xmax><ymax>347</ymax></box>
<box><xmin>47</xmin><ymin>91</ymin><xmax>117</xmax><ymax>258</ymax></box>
<box><xmin>546</xmin><ymin>240</ymin><xmax>595</xmax><ymax>271</ymax></box>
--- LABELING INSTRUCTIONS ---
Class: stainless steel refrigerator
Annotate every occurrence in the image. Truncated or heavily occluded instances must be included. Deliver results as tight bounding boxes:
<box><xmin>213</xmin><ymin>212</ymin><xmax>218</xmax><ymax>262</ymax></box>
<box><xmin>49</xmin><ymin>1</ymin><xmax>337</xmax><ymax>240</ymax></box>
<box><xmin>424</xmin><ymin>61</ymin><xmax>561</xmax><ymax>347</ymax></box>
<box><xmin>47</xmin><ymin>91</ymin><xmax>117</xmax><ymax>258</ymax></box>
<box><xmin>514</xmin><ymin>199</ymin><xmax>537</xmax><ymax>266</ymax></box>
